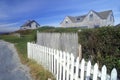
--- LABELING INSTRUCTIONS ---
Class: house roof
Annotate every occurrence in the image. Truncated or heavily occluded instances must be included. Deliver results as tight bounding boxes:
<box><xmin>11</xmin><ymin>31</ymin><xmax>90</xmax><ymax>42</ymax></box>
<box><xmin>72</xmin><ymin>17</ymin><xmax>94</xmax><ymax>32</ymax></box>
<box><xmin>97</xmin><ymin>10</ymin><xmax>112</xmax><ymax>19</ymax></box>
<box><xmin>21</xmin><ymin>20</ymin><xmax>40</xmax><ymax>27</ymax></box>
<box><xmin>66</xmin><ymin>10</ymin><xmax>112</xmax><ymax>23</ymax></box>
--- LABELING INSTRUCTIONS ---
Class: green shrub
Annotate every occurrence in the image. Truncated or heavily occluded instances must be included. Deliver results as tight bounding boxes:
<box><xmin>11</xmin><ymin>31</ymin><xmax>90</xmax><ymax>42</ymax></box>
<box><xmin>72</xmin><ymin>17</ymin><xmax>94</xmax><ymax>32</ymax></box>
<box><xmin>78</xmin><ymin>26</ymin><xmax>120</xmax><ymax>76</ymax></box>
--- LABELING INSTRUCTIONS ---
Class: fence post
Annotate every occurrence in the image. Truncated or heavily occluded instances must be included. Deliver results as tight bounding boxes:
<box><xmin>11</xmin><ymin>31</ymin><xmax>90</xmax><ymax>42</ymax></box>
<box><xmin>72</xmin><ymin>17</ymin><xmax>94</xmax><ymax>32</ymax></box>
<box><xmin>79</xmin><ymin>44</ymin><xmax>82</xmax><ymax>60</ymax></box>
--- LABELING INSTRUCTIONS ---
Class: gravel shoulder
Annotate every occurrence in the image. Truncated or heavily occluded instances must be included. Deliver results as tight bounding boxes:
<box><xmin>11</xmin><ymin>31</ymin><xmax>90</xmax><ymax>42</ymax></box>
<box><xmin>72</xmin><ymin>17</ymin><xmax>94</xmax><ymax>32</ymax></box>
<box><xmin>0</xmin><ymin>40</ymin><xmax>33</xmax><ymax>80</ymax></box>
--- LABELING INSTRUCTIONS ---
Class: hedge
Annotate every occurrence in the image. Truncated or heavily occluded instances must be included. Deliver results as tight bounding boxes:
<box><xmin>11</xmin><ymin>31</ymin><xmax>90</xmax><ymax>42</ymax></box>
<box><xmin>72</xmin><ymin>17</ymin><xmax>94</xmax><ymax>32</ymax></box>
<box><xmin>78</xmin><ymin>26</ymin><xmax>120</xmax><ymax>76</ymax></box>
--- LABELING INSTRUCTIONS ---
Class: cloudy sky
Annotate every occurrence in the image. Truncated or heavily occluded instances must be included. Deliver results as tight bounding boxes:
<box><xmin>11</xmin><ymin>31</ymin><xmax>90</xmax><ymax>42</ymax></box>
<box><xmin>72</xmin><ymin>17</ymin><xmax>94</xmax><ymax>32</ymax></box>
<box><xmin>0</xmin><ymin>0</ymin><xmax>120</xmax><ymax>32</ymax></box>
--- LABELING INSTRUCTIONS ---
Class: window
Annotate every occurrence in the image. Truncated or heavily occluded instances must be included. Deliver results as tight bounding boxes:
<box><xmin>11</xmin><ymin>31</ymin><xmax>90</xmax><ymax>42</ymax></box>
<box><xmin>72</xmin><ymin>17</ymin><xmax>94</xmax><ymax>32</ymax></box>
<box><xmin>94</xmin><ymin>25</ymin><xmax>99</xmax><ymax>28</ymax></box>
<box><xmin>77</xmin><ymin>18</ymin><xmax>80</xmax><ymax>21</ymax></box>
<box><xmin>65</xmin><ymin>21</ymin><xmax>68</xmax><ymax>23</ymax></box>
<box><xmin>36</xmin><ymin>24</ymin><xmax>38</xmax><ymax>28</ymax></box>
<box><xmin>89</xmin><ymin>14</ymin><xmax>93</xmax><ymax>21</ymax></box>
<box><xmin>29</xmin><ymin>25</ymin><xmax>31</xmax><ymax>28</ymax></box>
<box><xmin>65</xmin><ymin>19</ymin><xmax>68</xmax><ymax>24</ymax></box>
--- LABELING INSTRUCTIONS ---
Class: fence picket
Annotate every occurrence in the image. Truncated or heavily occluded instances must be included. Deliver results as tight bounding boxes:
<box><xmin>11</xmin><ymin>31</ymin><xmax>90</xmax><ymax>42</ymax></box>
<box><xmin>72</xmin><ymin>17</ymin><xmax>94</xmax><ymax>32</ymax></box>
<box><xmin>70</xmin><ymin>53</ymin><xmax>75</xmax><ymax>80</ymax></box>
<box><xmin>53</xmin><ymin>49</ymin><xmax>56</xmax><ymax>75</ymax></box>
<box><xmin>101</xmin><ymin>65</ymin><xmax>107</xmax><ymax>80</ymax></box>
<box><xmin>75</xmin><ymin>57</ymin><xmax>79</xmax><ymax>80</ymax></box>
<box><xmin>62</xmin><ymin>52</ymin><xmax>66</xmax><ymax>80</ymax></box>
<box><xmin>66</xmin><ymin>53</ymin><xmax>70</xmax><ymax>80</ymax></box>
<box><xmin>46</xmin><ymin>47</ymin><xmax>49</xmax><ymax>69</ymax></box>
<box><xmin>38</xmin><ymin>46</ymin><xmax>41</xmax><ymax>64</ymax></box>
<box><xmin>44</xmin><ymin>46</ymin><xmax>47</xmax><ymax>68</ymax></box>
<box><xmin>27</xmin><ymin>43</ymin><xmax>30</xmax><ymax>58</ymax></box>
<box><xmin>56</xmin><ymin>50</ymin><xmax>60</xmax><ymax>80</ymax></box>
<box><xmin>93</xmin><ymin>63</ymin><xmax>98</xmax><ymax>80</ymax></box>
<box><xmin>80</xmin><ymin>59</ymin><xmax>85</xmax><ymax>80</ymax></box>
<box><xmin>86</xmin><ymin>61</ymin><xmax>91</xmax><ymax>80</ymax></box>
<box><xmin>111</xmin><ymin>68</ymin><xmax>117</xmax><ymax>80</ymax></box>
<box><xmin>59</xmin><ymin>51</ymin><xmax>62</xmax><ymax>80</ymax></box>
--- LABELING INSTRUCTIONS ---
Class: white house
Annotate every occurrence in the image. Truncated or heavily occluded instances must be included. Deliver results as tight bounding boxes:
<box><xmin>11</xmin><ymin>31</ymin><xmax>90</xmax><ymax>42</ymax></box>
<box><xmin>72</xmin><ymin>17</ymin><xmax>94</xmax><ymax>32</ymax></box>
<box><xmin>60</xmin><ymin>10</ymin><xmax>114</xmax><ymax>28</ymax></box>
<box><xmin>20</xmin><ymin>20</ymin><xmax>40</xmax><ymax>30</ymax></box>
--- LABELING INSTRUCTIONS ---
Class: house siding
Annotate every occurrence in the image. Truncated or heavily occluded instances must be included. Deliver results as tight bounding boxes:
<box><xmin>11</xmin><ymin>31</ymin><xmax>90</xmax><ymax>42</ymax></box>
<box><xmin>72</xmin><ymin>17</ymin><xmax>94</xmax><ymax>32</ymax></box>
<box><xmin>60</xmin><ymin>10</ymin><xmax>114</xmax><ymax>28</ymax></box>
<box><xmin>31</xmin><ymin>22</ymin><xmax>38</xmax><ymax>29</ymax></box>
<box><xmin>106</xmin><ymin>12</ymin><xmax>114</xmax><ymax>26</ymax></box>
<box><xmin>61</xmin><ymin>17</ymin><xmax>74</xmax><ymax>27</ymax></box>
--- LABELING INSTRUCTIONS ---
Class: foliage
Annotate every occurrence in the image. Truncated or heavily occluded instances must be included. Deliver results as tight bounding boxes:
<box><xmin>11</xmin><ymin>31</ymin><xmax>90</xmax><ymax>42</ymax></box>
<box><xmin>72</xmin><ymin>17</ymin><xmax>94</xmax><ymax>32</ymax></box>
<box><xmin>78</xmin><ymin>26</ymin><xmax>120</xmax><ymax>76</ymax></box>
<box><xmin>37</xmin><ymin>26</ymin><xmax>81</xmax><ymax>32</ymax></box>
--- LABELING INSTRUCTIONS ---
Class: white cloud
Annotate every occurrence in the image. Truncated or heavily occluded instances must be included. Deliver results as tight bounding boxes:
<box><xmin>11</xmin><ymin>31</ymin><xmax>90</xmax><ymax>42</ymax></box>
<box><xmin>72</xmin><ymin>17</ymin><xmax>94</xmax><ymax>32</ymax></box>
<box><xmin>0</xmin><ymin>22</ymin><xmax>19</xmax><ymax>32</ymax></box>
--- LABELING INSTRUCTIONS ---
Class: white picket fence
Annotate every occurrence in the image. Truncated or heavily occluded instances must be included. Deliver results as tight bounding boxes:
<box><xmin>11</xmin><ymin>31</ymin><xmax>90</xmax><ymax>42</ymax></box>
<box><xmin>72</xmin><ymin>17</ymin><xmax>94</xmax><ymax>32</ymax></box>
<box><xmin>27</xmin><ymin>42</ymin><xmax>118</xmax><ymax>80</ymax></box>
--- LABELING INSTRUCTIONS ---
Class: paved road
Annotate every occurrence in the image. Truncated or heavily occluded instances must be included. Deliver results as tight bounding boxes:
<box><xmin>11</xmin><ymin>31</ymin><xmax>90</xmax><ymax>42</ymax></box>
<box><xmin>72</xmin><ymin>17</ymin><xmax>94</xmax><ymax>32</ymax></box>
<box><xmin>0</xmin><ymin>40</ymin><xmax>33</xmax><ymax>80</ymax></box>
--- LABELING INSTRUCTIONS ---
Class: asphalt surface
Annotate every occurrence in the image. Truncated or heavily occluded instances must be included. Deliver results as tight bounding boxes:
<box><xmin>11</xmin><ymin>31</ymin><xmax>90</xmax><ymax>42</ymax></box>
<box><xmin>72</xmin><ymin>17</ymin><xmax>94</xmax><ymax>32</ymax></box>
<box><xmin>0</xmin><ymin>40</ymin><xmax>33</xmax><ymax>80</ymax></box>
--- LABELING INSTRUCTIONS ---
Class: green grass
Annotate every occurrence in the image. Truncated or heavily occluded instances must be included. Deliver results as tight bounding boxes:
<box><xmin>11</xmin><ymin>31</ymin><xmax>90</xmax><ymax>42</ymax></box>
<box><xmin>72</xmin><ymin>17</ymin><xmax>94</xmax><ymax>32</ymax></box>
<box><xmin>37</xmin><ymin>27</ymin><xmax>81</xmax><ymax>32</ymax></box>
<box><xmin>0</xmin><ymin>31</ymin><xmax>55</xmax><ymax>80</ymax></box>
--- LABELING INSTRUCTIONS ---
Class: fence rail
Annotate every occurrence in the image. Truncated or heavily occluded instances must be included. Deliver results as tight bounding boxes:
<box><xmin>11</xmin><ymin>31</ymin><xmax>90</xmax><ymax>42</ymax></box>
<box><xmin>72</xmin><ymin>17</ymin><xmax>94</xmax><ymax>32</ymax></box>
<box><xmin>27</xmin><ymin>42</ymin><xmax>118</xmax><ymax>80</ymax></box>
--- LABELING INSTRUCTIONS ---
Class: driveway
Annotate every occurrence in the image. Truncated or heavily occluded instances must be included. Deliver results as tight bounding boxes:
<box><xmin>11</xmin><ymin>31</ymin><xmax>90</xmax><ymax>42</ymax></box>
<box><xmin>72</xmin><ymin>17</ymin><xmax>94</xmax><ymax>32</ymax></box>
<box><xmin>0</xmin><ymin>40</ymin><xmax>33</xmax><ymax>80</ymax></box>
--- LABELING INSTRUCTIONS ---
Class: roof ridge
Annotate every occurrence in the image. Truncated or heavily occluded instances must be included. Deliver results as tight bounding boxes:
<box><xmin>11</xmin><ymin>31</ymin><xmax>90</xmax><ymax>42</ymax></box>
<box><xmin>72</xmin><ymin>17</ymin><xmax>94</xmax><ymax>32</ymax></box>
<box><xmin>66</xmin><ymin>10</ymin><xmax>112</xmax><ymax>23</ymax></box>
<box><xmin>98</xmin><ymin>10</ymin><xmax>112</xmax><ymax>13</ymax></box>
<box><xmin>21</xmin><ymin>20</ymin><xmax>40</xmax><ymax>27</ymax></box>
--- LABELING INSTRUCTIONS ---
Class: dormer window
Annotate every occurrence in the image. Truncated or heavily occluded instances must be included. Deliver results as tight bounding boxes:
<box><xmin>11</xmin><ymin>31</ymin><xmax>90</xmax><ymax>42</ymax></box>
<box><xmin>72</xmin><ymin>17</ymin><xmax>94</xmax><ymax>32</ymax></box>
<box><xmin>65</xmin><ymin>19</ymin><xmax>68</xmax><ymax>24</ymax></box>
<box><xmin>89</xmin><ymin>14</ymin><xmax>93</xmax><ymax>21</ymax></box>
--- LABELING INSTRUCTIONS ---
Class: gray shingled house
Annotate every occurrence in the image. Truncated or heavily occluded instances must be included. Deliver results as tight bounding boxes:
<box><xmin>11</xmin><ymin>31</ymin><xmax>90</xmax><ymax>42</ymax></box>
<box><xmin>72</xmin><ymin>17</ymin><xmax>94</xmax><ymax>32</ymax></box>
<box><xmin>60</xmin><ymin>10</ymin><xmax>114</xmax><ymax>28</ymax></box>
<box><xmin>20</xmin><ymin>20</ymin><xmax>40</xmax><ymax>30</ymax></box>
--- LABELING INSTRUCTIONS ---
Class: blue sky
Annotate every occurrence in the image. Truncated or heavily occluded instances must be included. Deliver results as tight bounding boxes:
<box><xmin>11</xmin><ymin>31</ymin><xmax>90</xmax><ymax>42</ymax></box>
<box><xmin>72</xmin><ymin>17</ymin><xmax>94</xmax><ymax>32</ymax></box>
<box><xmin>0</xmin><ymin>0</ymin><xmax>120</xmax><ymax>32</ymax></box>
